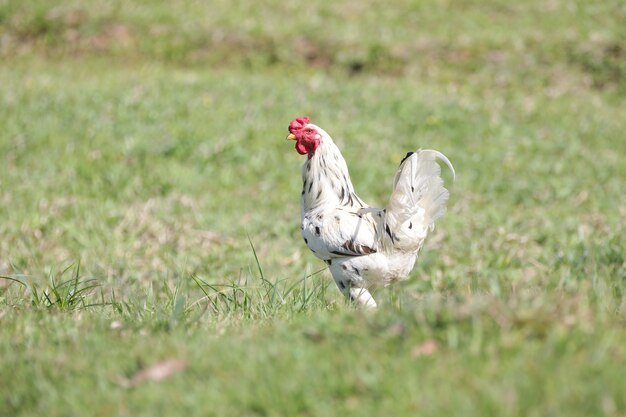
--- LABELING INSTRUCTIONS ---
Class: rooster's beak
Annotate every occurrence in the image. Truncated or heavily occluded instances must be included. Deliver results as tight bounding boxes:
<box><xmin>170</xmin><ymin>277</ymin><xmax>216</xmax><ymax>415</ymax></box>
<box><xmin>286</xmin><ymin>133</ymin><xmax>297</xmax><ymax>141</ymax></box>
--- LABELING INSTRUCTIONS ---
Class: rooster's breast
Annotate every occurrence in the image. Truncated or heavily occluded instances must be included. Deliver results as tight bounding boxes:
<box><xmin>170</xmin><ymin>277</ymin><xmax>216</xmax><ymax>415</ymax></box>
<box><xmin>301</xmin><ymin>212</ymin><xmax>333</xmax><ymax>261</ymax></box>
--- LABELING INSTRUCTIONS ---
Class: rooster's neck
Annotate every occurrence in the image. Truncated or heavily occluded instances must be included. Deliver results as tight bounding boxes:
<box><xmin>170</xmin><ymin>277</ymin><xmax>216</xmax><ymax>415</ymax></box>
<box><xmin>301</xmin><ymin>140</ymin><xmax>364</xmax><ymax>212</ymax></box>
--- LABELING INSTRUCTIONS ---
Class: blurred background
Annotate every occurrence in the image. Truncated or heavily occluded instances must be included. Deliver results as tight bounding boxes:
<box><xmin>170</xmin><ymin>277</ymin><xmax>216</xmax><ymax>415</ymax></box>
<box><xmin>1</xmin><ymin>0</ymin><xmax>624</xmax><ymax>287</ymax></box>
<box><xmin>2</xmin><ymin>1</ymin><xmax>626</xmax><ymax>416</ymax></box>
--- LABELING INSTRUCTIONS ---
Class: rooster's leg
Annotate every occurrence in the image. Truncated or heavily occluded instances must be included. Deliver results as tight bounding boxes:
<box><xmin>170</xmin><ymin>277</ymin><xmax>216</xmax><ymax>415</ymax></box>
<box><xmin>348</xmin><ymin>287</ymin><xmax>377</xmax><ymax>309</ymax></box>
<box><xmin>330</xmin><ymin>262</ymin><xmax>378</xmax><ymax>308</ymax></box>
<box><xmin>334</xmin><ymin>278</ymin><xmax>377</xmax><ymax>308</ymax></box>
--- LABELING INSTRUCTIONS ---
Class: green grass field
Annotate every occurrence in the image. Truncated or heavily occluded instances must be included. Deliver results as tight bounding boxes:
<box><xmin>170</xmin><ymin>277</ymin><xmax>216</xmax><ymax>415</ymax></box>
<box><xmin>1</xmin><ymin>1</ymin><xmax>625</xmax><ymax>416</ymax></box>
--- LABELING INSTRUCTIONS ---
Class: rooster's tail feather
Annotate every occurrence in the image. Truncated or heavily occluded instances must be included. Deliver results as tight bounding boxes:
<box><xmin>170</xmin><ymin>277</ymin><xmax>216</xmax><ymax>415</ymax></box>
<box><xmin>385</xmin><ymin>150</ymin><xmax>454</xmax><ymax>251</ymax></box>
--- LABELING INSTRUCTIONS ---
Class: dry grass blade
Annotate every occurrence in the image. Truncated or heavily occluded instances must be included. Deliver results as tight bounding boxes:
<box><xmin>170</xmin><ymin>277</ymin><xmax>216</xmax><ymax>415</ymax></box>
<box><xmin>123</xmin><ymin>359</ymin><xmax>187</xmax><ymax>388</ymax></box>
<box><xmin>411</xmin><ymin>340</ymin><xmax>439</xmax><ymax>358</ymax></box>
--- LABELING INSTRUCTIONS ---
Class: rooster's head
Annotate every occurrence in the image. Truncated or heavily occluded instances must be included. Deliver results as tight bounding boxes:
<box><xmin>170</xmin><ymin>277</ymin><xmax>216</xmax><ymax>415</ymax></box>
<box><xmin>287</xmin><ymin>116</ymin><xmax>321</xmax><ymax>157</ymax></box>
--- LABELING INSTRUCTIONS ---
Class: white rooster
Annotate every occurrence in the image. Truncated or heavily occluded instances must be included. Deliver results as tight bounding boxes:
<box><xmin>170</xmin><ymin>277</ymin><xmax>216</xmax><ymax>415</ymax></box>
<box><xmin>287</xmin><ymin>116</ymin><xmax>455</xmax><ymax>308</ymax></box>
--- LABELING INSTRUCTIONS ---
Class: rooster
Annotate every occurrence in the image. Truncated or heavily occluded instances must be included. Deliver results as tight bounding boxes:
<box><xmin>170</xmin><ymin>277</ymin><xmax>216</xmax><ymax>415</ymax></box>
<box><xmin>287</xmin><ymin>117</ymin><xmax>455</xmax><ymax>308</ymax></box>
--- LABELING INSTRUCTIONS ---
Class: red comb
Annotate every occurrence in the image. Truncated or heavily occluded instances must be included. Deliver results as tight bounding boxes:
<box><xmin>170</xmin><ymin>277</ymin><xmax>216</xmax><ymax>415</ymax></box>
<box><xmin>288</xmin><ymin>116</ymin><xmax>310</xmax><ymax>133</ymax></box>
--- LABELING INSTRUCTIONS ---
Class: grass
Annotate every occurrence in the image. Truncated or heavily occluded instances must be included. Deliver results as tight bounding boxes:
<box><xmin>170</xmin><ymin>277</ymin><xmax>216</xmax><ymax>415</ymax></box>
<box><xmin>1</xmin><ymin>0</ymin><xmax>626</xmax><ymax>416</ymax></box>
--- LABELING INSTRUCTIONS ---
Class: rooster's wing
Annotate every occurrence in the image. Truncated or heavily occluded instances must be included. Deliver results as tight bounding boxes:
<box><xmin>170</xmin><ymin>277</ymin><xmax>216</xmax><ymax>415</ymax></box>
<box><xmin>302</xmin><ymin>208</ymin><xmax>381</xmax><ymax>260</ymax></box>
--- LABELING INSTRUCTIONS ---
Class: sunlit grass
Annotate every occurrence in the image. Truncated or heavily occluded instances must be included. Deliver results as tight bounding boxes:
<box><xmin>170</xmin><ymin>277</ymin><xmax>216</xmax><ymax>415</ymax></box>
<box><xmin>1</xmin><ymin>0</ymin><xmax>626</xmax><ymax>416</ymax></box>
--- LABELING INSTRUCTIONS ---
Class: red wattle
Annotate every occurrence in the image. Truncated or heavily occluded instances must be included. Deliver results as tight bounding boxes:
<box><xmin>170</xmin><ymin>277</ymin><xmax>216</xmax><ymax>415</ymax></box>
<box><xmin>295</xmin><ymin>141</ymin><xmax>308</xmax><ymax>155</ymax></box>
